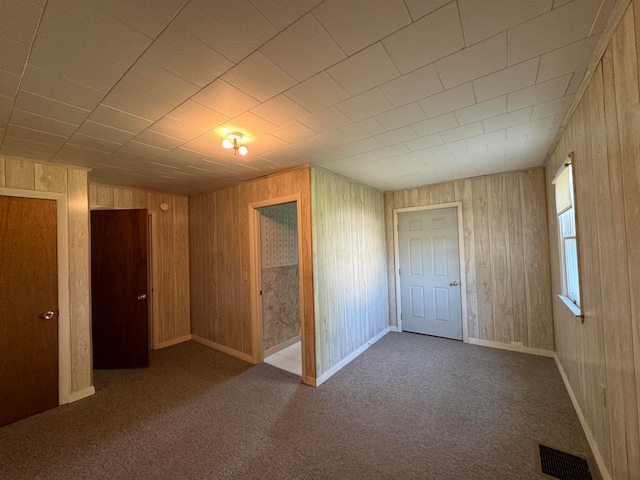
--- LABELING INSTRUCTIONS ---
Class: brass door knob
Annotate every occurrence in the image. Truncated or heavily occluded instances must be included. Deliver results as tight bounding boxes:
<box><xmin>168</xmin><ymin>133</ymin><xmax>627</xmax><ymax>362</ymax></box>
<box><xmin>449</xmin><ymin>281</ymin><xmax>459</xmax><ymax>287</ymax></box>
<box><xmin>137</xmin><ymin>294</ymin><xmax>147</xmax><ymax>300</ymax></box>
<box><xmin>42</xmin><ymin>311</ymin><xmax>55</xmax><ymax>320</ymax></box>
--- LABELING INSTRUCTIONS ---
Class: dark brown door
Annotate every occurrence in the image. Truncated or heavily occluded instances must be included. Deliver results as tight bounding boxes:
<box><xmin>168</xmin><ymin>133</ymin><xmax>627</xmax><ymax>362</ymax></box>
<box><xmin>0</xmin><ymin>195</ymin><xmax>58</xmax><ymax>427</ymax></box>
<box><xmin>91</xmin><ymin>209</ymin><xmax>149</xmax><ymax>369</ymax></box>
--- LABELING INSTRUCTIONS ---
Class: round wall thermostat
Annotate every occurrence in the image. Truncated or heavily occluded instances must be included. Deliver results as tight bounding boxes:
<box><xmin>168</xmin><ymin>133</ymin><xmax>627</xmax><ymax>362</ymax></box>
<box><xmin>160</xmin><ymin>202</ymin><xmax>170</xmax><ymax>211</ymax></box>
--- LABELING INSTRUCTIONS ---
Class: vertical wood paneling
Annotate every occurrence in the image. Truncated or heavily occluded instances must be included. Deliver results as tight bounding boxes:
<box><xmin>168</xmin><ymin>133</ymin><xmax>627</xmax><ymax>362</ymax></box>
<box><xmin>0</xmin><ymin>157</ymin><xmax>5</xmax><ymax>187</ymax></box>
<box><xmin>311</xmin><ymin>167</ymin><xmax>388</xmax><ymax>377</ymax></box>
<box><xmin>88</xmin><ymin>184</ymin><xmax>191</xmax><ymax>348</ymax></box>
<box><xmin>189</xmin><ymin>166</ymin><xmax>316</xmax><ymax>382</ymax></box>
<box><xmin>545</xmin><ymin>3</ymin><xmax>640</xmax><ymax>477</ymax></box>
<box><xmin>35</xmin><ymin>164</ymin><xmax>67</xmax><ymax>194</ymax></box>
<box><xmin>6</xmin><ymin>158</ymin><xmax>35</xmax><ymax>190</ymax></box>
<box><xmin>386</xmin><ymin>169</ymin><xmax>553</xmax><ymax>351</ymax></box>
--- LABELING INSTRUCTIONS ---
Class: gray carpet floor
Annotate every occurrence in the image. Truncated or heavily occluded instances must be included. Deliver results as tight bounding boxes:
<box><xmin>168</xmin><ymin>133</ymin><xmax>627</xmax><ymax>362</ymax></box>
<box><xmin>0</xmin><ymin>332</ymin><xmax>598</xmax><ymax>479</ymax></box>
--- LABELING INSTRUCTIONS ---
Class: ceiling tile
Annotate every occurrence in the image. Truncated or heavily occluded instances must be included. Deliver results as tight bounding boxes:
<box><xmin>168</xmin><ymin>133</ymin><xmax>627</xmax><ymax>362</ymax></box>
<box><xmin>0</xmin><ymin>0</ymin><xmax>45</xmax><ymax>46</ymax></box>
<box><xmin>304</xmin><ymin>130</ymin><xmax>352</xmax><ymax>152</ymax></box>
<box><xmin>149</xmin><ymin>116</ymin><xmax>205</xmax><ymax>141</ymax></box>
<box><xmin>383</xmin><ymin>2</ymin><xmax>464</xmax><ymax>74</ymax></box>
<box><xmin>411</xmin><ymin>112</ymin><xmax>459</xmax><ymax>137</ymax></box>
<box><xmin>271</xmin><ymin>122</ymin><xmax>317</xmax><ymax>143</ymax></box>
<box><xmin>118</xmin><ymin>140</ymin><xmax>168</xmax><ymax>158</ymax></box>
<box><xmin>20</xmin><ymin>65</ymin><xmax>105</xmax><ymax>111</ymax></box>
<box><xmin>472</xmin><ymin>57</ymin><xmax>540</xmax><ymax>102</ymax></box>
<box><xmin>168</xmin><ymin>101</ymin><xmax>228</xmax><ymax>130</ymax></box>
<box><xmin>250</xmin><ymin>95</ymin><xmax>310</xmax><ymax>126</ymax></box>
<box><xmin>0</xmin><ymin>71</ymin><xmax>20</xmax><ymax>98</ymax></box>
<box><xmin>418</xmin><ymin>83</ymin><xmax>476</xmax><ymax>118</ymax></box>
<box><xmin>565</xmin><ymin>69</ymin><xmax>586</xmax><ymax>95</ymax></box>
<box><xmin>192</xmin><ymin>80</ymin><xmax>260</xmax><ymax>118</ymax></box>
<box><xmin>458</xmin><ymin>0</ymin><xmax>552</xmax><ymax>46</ymax></box>
<box><xmin>223</xmin><ymin>52</ymin><xmax>297</xmax><ymax>102</ymax></box>
<box><xmin>507</xmin><ymin>116</ymin><xmax>555</xmax><ymax>138</ymax></box>
<box><xmin>339</xmin><ymin>118</ymin><xmax>386</xmax><ymax>140</ymax></box>
<box><xmin>436</xmin><ymin>32</ymin><xmax>507</xmax><ymax>89</ymax></box>
<box><xmin>327</xmin><ymin>43</ymin><xmax>400</xmax><ymax>96</ymax></box>
<box><xmin>102</xmin><ymin>87</ymin><xmax>176</xmax><ymax>122</ymax></box>
<box><xmin>283</xmin><ymin>72</ymin><xmax>350</xmax><ymax>113</ymax></box>
<box><xmin>2</xmin><ymin>136</ymin><xmax>59</xmax><ymax>156</ymax></box>
<box><xmin>374</xmin><ymin>126</ymin><xmax>419</xmax><ymax>146</ymax></box>
<box><xmin>249</xmin><ymin>0</ymin><xmax>321</xmax><ymax>29</ymax></box>
<box><xmin>465</xmin><ymin>129</ymin><xmax>507</xmax><ymax>148</ymax></box>
<box><xmin>143</xmin><ymin>24</ymin><xmax>234</xmax><ymax>88</ymax></box>
<box><xmin>260</xmin><ymin>14</ymin><xmax>346</xmax><ymax>82</ymax></box>
<box><xmin>317</xmin><ymin>137</ymin><xmax>384</xmax><ymax>161</ymax></box>
<box><xmin>246</xmin><ymin>134</ymin><xmax>290</xmax><ymax>154</ymax></box>
<box><xmin>375</xmin><ymin>103</ymin><xmax>426</xmax><ymax>130</ymax></box>
<box><xmin>88</xmin><ymin>0</ymin><xmax>188</xmax><ymax>38</ymax></box>
<box><xmin>68</xmin><ymin>132</ymin><xmax>122</xmax><ymax>153</ymax></box>
<box><xmin>508</xmin><ymin>0</ymin><xmax>602</xmax><ymax>65</ymax></box>
<box><xmin>507</xmin><ymin>74</ymin><xmax>571</xmax><ymax>111</ymax></box>
<box><xmin>455</xmin><ymin>96</ymin><xmax>506</xmax><ymax>125</ymax></box>
<box><xmin>133</xmin><ymin>130</ymin><xmax>185</xmax><ymax>151</ymax></box>
<box><xmin>379</xmin><ymin>64</ymin><xmax>443</xmax><ymax>108</ymax></box>
<box><xmin>313</xmin><ymin>0</ymin><xmax>411</xmax><ymax>55</ymax></box>
<box><xmin>299</xmin><ymin>107</ymin><xmax>352</xmax><ymax>134</ymax></box>
<box><xmin>430</xmin><ymin>140</ymin><xmax>468</xmax><ymax>155</ymax></box>
<box><xmin>0</xmin><ymin>37</ymin><xmax>30</xmax><ymax>76</ymax></box>
<box><xmin>404</xmin><ymin>0</ymin><xmax>451</xmax><ymax>21</ymax></box>
<box><xmin>87</xmin><ymin>105</ymin><xmax>153</xmax><ymax>133</ymax></box>
<box><xmin>537</xmin><ymin>35</ymin><xmax>600</xmax><ymax>83</ymax></box>
<box><xmin>335</xmin><ymin>88</ymin><xmax>394</xmax><ymax>122</ymax></box>
<box><xmin>52</xmin><ymin>144</ymin><xmax>107</xmax><ymax>167</ymax></box>
<box><xmin>224</xmin><ymin>111</ymin><xmax>278</xmax><ymax>138</ymax></box>
<box><xmin>531</xmin><ymin>95</ymin><xmax>574</xmax><ymax>120</ymax></box>
<box><xmin>10</xmin><ymin>110</ymin><xmax>79</xmax><ymax>137</ymax></box>
<box><xmin>486</xmin><ymin>136</ymin><xmax>526</xmax><ymax>151</ymax></box>
<box><xmin>76</xmin><ymin>120</ymin><xmax>137</xmax><ymax>144</ymax></box>
<box><xmin>440</xmin><ymin>122</ymin><xmax>484</xmax><ymax>143</ymax></box>
<box><xmin>14</xmin><ymin>91</ymin><xmax>90</xmax><ymax>125</ymax></box>
<box><xmin>28</xmin><ymin>0</ymin><xmax>151</xmax><ymax>92</ymax></box>
<box><xmin>175</xmin><ymin>0</ymin><xmax>277</xmax><ymax>63</ymax></box>
<box><xmin>483</xmin><ymin>107</ymin><xmax>532</xmax><ymax>132</ymax></box>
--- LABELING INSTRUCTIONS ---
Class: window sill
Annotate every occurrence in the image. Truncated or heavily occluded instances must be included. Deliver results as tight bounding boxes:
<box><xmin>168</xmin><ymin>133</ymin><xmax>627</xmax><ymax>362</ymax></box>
<box><xmin>558</xmin><ymin>295</ymin><xmax>583</xmax><ymax>319</ymax></box>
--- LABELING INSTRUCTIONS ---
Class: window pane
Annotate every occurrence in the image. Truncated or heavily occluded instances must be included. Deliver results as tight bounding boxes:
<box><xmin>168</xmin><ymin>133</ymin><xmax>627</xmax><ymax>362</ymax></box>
<box><xmin>565</xmin><ymin>238</ymin><xmax>580</xmax><ymax>305</ymax></box>
<box><xmin>559</xmin><ymin>208</ymin><xmax>575</xmax><ymax>237</ymax></box>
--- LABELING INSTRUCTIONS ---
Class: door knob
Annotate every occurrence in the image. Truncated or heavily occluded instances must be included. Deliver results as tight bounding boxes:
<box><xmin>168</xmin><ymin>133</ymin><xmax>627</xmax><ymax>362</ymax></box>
<box><xmin>137</xmin><ymin>294</ymin><xmax>147</xmax><ymax>300</ymax></box>
<box><xmin>449</xmin><ymin>281</ymin><xmax>459</xmax><ymax>287</ymax></box>
<box><xmin>42</xmin><ymin>311</ymin><xmax>55</xmax><ymax>320</ymax></box>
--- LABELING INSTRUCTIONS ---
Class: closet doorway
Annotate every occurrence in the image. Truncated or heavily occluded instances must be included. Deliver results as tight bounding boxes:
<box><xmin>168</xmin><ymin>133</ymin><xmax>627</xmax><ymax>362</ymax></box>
<box><xmin>250</xmin><ymin>197</ymin><xmax>303</xmax><ymax>377</ymax></box>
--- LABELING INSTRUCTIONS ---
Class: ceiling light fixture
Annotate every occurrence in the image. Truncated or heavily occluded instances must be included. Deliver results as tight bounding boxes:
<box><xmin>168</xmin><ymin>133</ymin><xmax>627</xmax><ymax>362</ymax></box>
<box><xmin>222</xmin><ymin>132</ymin><xmax>248</xmax><ymax>156</ymax></box>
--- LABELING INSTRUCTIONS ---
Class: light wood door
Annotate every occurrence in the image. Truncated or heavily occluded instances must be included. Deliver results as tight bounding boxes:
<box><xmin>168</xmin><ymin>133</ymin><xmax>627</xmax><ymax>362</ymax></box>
<box><xmin>91</xmin><ymin>209</ymin><xmax>149</xmax><ymax>369</ymax></box>
<box><xmin>398</xmin><ymin>208</ymin><xmax>462</xmax><ymax>340</ymax></box>
<box><xmin>0</xmin><ymin>195</ymin><xmax>58</xmax><ymax>427</ymax></box>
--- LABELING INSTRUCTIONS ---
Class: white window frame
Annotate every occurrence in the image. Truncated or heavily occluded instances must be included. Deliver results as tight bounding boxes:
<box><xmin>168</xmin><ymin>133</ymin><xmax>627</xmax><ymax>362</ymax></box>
<box><xmin>552</xmin><ymin>154</ymin><xmax>583</xmax><ymax>319</ymax></box>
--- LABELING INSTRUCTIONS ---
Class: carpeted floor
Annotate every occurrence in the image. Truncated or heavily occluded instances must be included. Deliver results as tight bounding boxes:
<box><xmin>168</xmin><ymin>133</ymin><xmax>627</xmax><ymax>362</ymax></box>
<box><xmin>0</xmin><ymin>332</ymin><xmax>598</xmax><ymax>479</ymax></box>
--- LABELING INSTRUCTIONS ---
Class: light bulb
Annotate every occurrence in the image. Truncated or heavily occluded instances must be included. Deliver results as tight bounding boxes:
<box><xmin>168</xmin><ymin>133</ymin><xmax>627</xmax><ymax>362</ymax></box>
<box><xmin>222</xmin><ymin>138</ymin><xmax>234</xmax><ymax>149</ymax></box>
<box><xmin>238</xmin><ymin>145</ymin><xmax>248</xmax><ymax>156</ymax></box>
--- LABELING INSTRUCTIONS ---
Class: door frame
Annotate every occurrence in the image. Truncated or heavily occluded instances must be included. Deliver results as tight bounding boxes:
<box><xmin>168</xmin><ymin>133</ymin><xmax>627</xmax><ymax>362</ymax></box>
<box><xmin>0</xmin><ymin>186</ymin><xmax>71</xmax><ymax>405</ymax></box>
<box><xmin>393</xmin><ymin>202</ymin><xmax>469</xmax><ymax>343</ymax></box>
<box><xmin>248</xmin><ymin>194</ymin><xmax>305</xmax><ymax>377</ymax></box>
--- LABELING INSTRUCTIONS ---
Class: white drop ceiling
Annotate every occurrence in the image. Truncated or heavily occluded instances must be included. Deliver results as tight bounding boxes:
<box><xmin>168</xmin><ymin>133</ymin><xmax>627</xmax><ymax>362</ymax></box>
<box><xmin>0</xmin><ymin>0</ymin><xmax>614</xmax><ymax>195</ymax></box>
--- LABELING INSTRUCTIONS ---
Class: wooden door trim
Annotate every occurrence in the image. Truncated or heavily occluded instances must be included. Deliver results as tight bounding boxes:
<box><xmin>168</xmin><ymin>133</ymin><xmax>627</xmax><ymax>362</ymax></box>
<box><xmin>0</xmin><ymin>187</ymin><xmax>74</xmax><ymax>405</ymax></box>
<box><xmin>393</xmin><ymin>202</ymin><xmax>469</xmax><ymax>343</ymax></box>
<box><xmin>248</xmin><ymin>194</ymin><xmax>306</xmax><ymax>380</ymax></box>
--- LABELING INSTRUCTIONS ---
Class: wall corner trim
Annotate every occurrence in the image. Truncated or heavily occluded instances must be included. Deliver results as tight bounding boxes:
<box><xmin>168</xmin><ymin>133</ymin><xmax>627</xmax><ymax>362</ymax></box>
<box><xmin>191</xmin><ymin>335</ymin><xmax>253</xmax><ymax>363</ymax></box>
<box><xmin>467</xmin><ymin>338</ymin><xmax>555</xmax><ymax>357</ymax></box>
<box><xmin>389</xmin><ymin>326</ymin><xmax>400</xmax><ymax>332</ymax></box>
<box><xmin>155</xmin><ymin>334</ymin><xmax>192</xmax><ymax>350</ymax></box>
<box><xmin>315</xmin><ymin>327</ymin><xmax>391</xmax><ymax>387</ymax></box>
<box><xmin>67</xmin><ymin>386</ymin><xmax>95</xmax><ymax>404</ymax></box>
<box><xmin>554</xmin><ymin>354</ymin><xmax>612</xmax><ymax>480</ymax></box>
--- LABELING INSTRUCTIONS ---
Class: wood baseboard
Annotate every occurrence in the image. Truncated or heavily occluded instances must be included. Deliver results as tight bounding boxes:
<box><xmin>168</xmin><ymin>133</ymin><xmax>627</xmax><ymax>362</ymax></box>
<box><xmin>315</xmin><ymin>327</ymin><xmax>390</xmax><ymax>387</ymax></box>
<box><xmin>67</xmin><ymin>386</ymin><xmax>95</xmax><ymax>403</ymax></box>
<box><xmin>554</xmin><ymin>354</ymin><xmax>612</xmax><ymax>480</ymax></box>
<box><xmin>155</xmin><ymin>334</ymin><xmax>192</xmax><ymax>349</ymax></box>
<box><xmin>191</xmin><ymin>335</ymin><xmax>253</xmax><ymax>363</ymax></box>
<box><xmin>389</xmin><ymin>326</ymin><xmax>400</xmax><ymax>332</ymax></box>
<box><xmin>264</xmin><ymin>335</ymin><xmax>301</xmax><ymax>358</ymax></box>
<box><xmin>467</xmin><ymin>338</ymin><xmax>555</xmax><ymax>357</ymax></box>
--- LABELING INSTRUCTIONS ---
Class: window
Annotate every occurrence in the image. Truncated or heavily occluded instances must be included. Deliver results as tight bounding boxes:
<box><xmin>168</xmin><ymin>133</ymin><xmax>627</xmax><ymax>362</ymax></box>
<box><xmin>553</xmin><ymin>156</ymin><xmax>581</xmax><ymax>316</ymax></box>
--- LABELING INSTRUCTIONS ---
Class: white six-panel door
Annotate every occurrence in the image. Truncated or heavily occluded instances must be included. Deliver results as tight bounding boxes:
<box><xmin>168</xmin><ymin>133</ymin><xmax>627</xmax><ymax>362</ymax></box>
<box><xmin>398</xmin><ymin>207</ymin><xmax>463</xmax><ymax>340</ymax></box>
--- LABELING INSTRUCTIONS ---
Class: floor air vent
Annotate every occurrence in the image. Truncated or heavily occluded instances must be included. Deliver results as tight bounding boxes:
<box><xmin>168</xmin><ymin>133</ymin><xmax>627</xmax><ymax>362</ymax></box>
<box><xmin>538</xmin><ymin>444</ymin><xmax>592</xmax><ymax>480</ymax></box>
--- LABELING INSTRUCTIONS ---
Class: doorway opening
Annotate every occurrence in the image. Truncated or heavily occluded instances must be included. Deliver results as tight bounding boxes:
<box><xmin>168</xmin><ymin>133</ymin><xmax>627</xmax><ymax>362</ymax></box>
<box><xmin>393</xmin><ymin>203</ymin><xmax>468</xmax><ymax>342</ymax></box>
<box><xmin>249</xmin><ymin>197</ymin><xmax>303</xmax><ymax>377</ymax></box>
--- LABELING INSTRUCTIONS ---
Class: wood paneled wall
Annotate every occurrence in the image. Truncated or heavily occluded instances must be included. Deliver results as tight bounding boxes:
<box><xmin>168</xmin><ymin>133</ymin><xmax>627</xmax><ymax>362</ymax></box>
<box><xmin>189</xmin><ymin>166</ymin><xmax>316</xmax><ymax>383</ymax></box>
<box><xmin>89</xmin><ymin>183</ymin><xmax>190</xmax><ymax>348</ymax></box>
<box><xmin>0</xmin><ymin>156</ymin><xmax>92</xmax><ymax>397</ymax></box>
<box><xmin>545</xmin><ymin>3</ymin><xmax>640</xmax><ymax>477</ymax></box>
<box><xmin>384</xmin><ymin>168</ymin><xmax>554</xmax><ymax>351</ymax></box>
<box><xmin>310</xmin><ymin>167</ymin><xmax>389</xmax><ymax>377</ymax></box>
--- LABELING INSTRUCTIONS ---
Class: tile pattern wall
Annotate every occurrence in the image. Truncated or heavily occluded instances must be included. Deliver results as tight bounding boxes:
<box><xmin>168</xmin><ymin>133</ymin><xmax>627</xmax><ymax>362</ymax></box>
<box><xmin>260</xmin><ymin>202</ymin><xmax>298</xmax><ymax>267</ymax></box>
<box><xmin>261</xmin><ymin>265</ymin><xmax>300</xmax><ymax>351</ymax></box>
